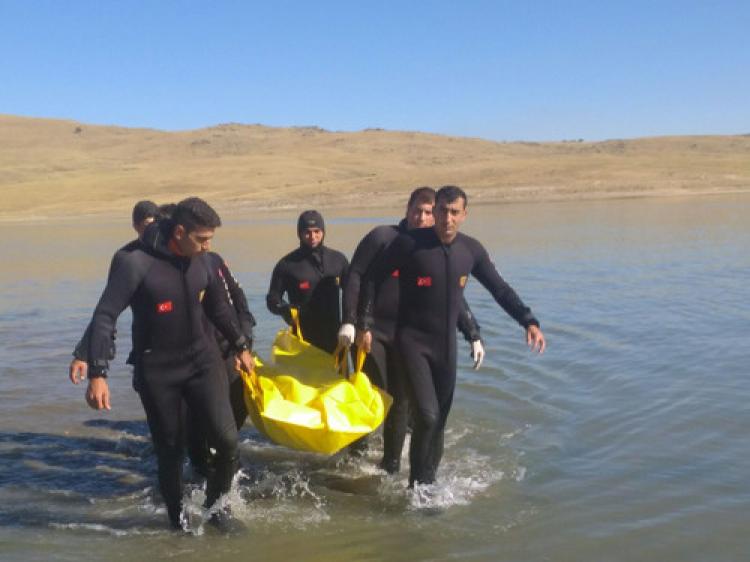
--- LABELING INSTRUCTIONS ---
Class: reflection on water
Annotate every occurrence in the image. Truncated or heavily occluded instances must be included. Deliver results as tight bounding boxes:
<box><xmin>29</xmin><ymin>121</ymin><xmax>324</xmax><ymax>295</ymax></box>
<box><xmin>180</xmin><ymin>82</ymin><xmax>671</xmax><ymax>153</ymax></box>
<box><xmin>0</xmin><ymin>194</ymin><xmax>749</xmax><ymax>561</ymax></box>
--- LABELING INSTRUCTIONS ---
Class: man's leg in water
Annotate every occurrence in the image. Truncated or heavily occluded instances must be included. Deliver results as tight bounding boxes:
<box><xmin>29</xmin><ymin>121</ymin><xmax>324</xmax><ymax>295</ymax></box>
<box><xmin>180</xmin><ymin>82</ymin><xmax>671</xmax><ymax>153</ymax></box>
<box><xmin>183</xmin><ymin>356</ymin><xmax>238</xmax><ymax>511</ymax></box>
<box><xmin>183</xmin><ymin>354</ymin><xmax>247</xmax><ymax>479</ymax></box>
<box><xmin>348</xmin><ymin>336</ymin><xmax>388</xmax><ymax>457</ymax></box>
<box><xmin>137</xmin><ymin>359</ymin><xmax>191</xmax><ymax>528</ymax></box>
<box><xmin>380</xmin><ymin>346</ymin><xmax>409</xmax><ymax>473</ymax></box>
<box><xmin>398</xmin><ymin>339</ymin><xmax>442</xmax><ymax>486</ymax></box>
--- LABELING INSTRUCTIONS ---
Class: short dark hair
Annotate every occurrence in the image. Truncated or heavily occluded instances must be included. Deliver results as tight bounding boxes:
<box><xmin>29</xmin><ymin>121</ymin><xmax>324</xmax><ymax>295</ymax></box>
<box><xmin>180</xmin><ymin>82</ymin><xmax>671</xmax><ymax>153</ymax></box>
<box><xmin>407</xmin><ymin>186</ymin><xmax>436</xmax><ymax>209</ymax></box>
<box><xmin>172</xmin><ymin>197</ymin><xmax>221</xmax><ymax>232</ymax></box>
<box><xmin>436</xmin><ymin>185</ymin><xmax>468</xmax><ymax>208</ymax></box>
<box><xmin>157</xmin><ymin>203</ymin><xmax>177</xmax><ymax>220</ymax></box>
<box><xmin>131</xmin><ymin>200</ymin><xmax>158</xmax><ymax>225</ymax></box>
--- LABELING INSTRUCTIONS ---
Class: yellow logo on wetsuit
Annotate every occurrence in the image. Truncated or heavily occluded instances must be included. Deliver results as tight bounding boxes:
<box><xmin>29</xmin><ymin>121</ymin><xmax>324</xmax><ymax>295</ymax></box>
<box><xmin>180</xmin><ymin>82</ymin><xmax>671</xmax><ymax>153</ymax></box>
<box><xmin>459</xmin><ymin>275</ymin><xmax>468</xmax><ymax>288</ymax></box>
<box><xmin>198</xmin><ymin>290</ymin><xmax>205</xmax><ymax>302</ymax></box>
<box><xmin>335</xmin><ymin>276</ymin><xmax>340</xmax><ymax>286</ymax></box>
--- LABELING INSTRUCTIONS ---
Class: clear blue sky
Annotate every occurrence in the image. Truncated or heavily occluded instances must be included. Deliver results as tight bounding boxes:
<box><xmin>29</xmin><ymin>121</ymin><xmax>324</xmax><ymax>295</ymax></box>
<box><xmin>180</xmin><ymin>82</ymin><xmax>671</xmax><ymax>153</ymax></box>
<box><xmin>1</xmin><ymin>0</ymin><xmax>748</xmax><ymax>141</ymax></box>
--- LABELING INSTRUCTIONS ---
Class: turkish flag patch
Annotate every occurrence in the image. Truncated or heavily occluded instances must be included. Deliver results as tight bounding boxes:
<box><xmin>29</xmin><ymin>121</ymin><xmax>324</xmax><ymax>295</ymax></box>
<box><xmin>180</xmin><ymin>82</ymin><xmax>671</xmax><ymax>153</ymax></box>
<box><xmin>299</xmin><ymin>280</ymin><xmax>311</xmax><ymax>290</ymax></box>
<box><xmin>156</xmin><ymin>301</ymin><xmax>173</xmax><ymax>314</ymax></box>
<box><xmin>391</xmin><ymin>269</ymin><xmax>400</xmax><ymax>278</ymax></box>
<box><xmin>416</xmin><ymin>276</ymin><xmax>432</xmax><ymax>287</ymax></box>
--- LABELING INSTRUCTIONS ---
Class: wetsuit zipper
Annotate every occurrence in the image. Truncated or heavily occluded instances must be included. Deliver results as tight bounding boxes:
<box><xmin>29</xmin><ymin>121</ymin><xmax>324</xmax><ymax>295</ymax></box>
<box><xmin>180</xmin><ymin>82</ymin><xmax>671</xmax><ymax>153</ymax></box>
<box><xmin>180</xmin><ymin>258</ymin><xmax>195</xmax><ymax>357</ymax></box>
<box><xmin>443</xmin><ymin>243</ymin><xmax>451</xmax><ymax>363</ymax></box>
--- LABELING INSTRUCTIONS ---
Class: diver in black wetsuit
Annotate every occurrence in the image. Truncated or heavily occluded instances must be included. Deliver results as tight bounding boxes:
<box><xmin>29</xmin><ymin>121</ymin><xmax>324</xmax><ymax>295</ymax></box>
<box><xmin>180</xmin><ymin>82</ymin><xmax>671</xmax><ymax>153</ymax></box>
<box><xmin>339</xmin><ymin>187</ymin><xmax>484</xmax><ymax>471</ymax></box>
<box><xmin>360</xmin><ymin>186</ymin><xmax>546</xmax><ymax>486</ymax></box>
<box><xmin>266</xmin><ymin>210</ymin><xmax>349</xmax><ymax>354</ymax></box>
<box><xmin>69</xmin><ymin>200</ymin><xmax>159</xmax><ymax>388</ymax></box>
<box><xmin>82</xmin><ymin>197</ymin><xmax>254</xmax><ymax>529</ymax></box>
<box><xmin>71</xmin><ymin>202</ymin><xmax>257</xmax><ymax>481</ymax></box>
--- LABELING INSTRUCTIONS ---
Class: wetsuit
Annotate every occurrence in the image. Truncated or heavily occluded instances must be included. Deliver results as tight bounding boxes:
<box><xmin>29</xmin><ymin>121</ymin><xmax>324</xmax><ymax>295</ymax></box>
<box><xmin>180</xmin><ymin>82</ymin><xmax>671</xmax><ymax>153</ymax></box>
<box><xmin>73</xmin><ymin>239</ymin><xmax>141</xmax><ymax>363</ymax></box>
<box><xmin>363</xmin><ymin>228</ymin><xmax>538</xmax><ymax>485</ymax></box>
<box><xmin>342</xmin><ymin>219</ymin><xmax>481</xmax><ymax>471</ymax></box>
<box><xmin>185</xmin><ymin>252</ymin><xmax>256</xmax><ymax>475</ymax></box>
<box><xmin>86</xmin><ymin>220</ymin><xmax>249</xmax><ymax>527</ymax></box>
<box><xmin>266</xmin><ymin>244</ymin><xmax>348</xmax><ymax>354</ymax></box>
<box><xmin>204</xmin><ymin>252</ymin><xmax>256</xmax><ymax>429</ymax></box>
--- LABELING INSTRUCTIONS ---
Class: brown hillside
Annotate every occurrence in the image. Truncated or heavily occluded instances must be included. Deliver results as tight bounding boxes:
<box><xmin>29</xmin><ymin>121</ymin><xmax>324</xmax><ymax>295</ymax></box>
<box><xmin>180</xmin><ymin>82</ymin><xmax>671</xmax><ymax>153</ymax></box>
<box><xmin>1</xmin><ymin>114</ymin><xmax>748</xmax><ymax>221</ymax></box>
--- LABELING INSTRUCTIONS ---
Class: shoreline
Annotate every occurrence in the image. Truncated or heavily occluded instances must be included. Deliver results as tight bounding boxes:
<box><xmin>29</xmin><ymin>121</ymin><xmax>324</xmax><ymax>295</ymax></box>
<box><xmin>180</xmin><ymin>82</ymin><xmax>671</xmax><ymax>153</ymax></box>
<box><xmin>2</xmin><ymin>188</ymin><xmax>748</xmax><ymax>226</ymax></box>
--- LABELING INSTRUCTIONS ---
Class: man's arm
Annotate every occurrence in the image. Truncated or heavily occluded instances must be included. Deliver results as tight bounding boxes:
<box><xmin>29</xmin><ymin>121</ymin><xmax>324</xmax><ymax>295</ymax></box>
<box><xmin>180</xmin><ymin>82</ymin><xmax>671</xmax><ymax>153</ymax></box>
<box><xmin>457</xmin><ymin>297</ymin><xmax>481</xmax><ymax>343</ymax></box>
<box><xmin>217</xmin><ymin>257</ymin><xmax>256</xmax><ymax>347</ymax></box>
<box><xmin>357</xmin><ymin>232</ymin><xmax>413</xmax><ymax>334</ymax></box>
<box><xmin>266</xmin><ymin>260</ymin><xmax>293</xmax><ymax>325</ymax></box>
<box><xmin>84</xmin><ymin>252</ymin><xmax>148</xmax><ymax>408</ymax></box>
<box><xmin>203</xmin><ymin>263</ymin><xmax>254</xmax><ymax>372</ymax></box>
<box><xmin>471</xmin><ymin>242</ymin><xmax>545</xmax><ymax>353</ymax></box>
<box><xmin>341</xmin><ymin>228</ymin><xmax>388</xmax><ymax>326</ymax></box>
<box><xmin>69</xmin><ymin>247</ymin><xmax>131</xmax><ymax>382</ymax></box>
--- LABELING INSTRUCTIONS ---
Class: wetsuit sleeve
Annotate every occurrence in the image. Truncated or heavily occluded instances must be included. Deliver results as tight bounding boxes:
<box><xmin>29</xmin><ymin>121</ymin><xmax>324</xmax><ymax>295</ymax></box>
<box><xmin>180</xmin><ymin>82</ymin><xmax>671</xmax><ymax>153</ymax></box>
<box><xmin>342</xmin><ymin>228</ymin><xmax>384</xmax><ymax>326</ymax></box>
<box><xmin>202</xmin><ymin>266</ymin><xmax>249</xmax><ymax>352</ymax></box>
<box><xmin>457</xmin><ymin>297</ymin><xmax>482</xmax><ymax>343</ymax></box>
<box><xmin>359</xmin><ymin>233</ymin><xmax>413</xmax><ymax>331</ymax></box>
<box><xmin>87</xmin><ymin>253</ymin><xmax>149</xmax><ymax>376</ymax></box>
<box><xmin>266</xmin><ymin>260</ymin><xmax>293</xmax><ymax>325</ymax></box>
<box><xmin>218</xmin><ymin>259</ymin><xmax>256</xmax><ymax>346</ymax></box>
<box><xmin>471</xmin><ymin>242</ymin><xmax>539</xmax><ymax>329</ymax></box>
<box><xmin>73</xmin><ymin>249</ymin><xmax>127</xmax><ymax>360</ymax></box>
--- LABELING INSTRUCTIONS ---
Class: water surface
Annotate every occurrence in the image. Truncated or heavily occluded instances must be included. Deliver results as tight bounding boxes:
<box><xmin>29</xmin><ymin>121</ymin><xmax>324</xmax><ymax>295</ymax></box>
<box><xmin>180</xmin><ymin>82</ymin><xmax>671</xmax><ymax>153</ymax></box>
<box><xmin>0</xmin><ymin>195</ymin><xmax>748</xmax><ymax>561</ymax></box>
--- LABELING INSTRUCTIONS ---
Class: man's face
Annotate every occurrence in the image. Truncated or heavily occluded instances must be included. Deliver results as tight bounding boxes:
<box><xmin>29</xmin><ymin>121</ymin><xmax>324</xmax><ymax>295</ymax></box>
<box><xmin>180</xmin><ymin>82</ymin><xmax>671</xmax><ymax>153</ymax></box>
<box><xmin>406</xmin><ymin>201</ymin><xmax>434</xmax><ymax>230</ymax></box>
<box><xmin>133</xmin><ymin>216</ymin><xmax>155</xmax><ymax>239</ymax></box>
<box><xmin>434</xmin><ymin>197</ymin><xmax>467</xmax><ymax>243</ymax></box>
<box><xmin>174</xmin><ymin>225</ymin><xmax>215</xmax><ymax>257</ymax></box>
<box><xmin>301</xmin><ymin>227</ymin><xmax>324</xmax><ymax>249</ymax></box>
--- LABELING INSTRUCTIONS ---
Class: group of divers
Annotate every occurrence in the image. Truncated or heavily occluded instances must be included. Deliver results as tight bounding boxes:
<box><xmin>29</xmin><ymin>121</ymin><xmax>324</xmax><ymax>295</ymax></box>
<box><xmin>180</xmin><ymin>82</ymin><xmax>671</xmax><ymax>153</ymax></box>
<box><xmin>68</xmin><ymin>185</ymin><xmax>546</xmax><ymax>531</ymax></box>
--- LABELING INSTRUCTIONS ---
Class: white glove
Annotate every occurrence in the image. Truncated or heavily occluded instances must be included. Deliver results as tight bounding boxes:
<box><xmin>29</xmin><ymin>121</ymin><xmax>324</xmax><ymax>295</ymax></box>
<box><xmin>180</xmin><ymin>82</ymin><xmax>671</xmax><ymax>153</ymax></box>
<box><xmin>471</xmin><ymin>340</ymin><xmax>485</xmax><ymax>370</ymax></box>
<box><xmin>338</xmin><ymin>323</ymin><xmax>356</xmax><ymax>348</ymax></box>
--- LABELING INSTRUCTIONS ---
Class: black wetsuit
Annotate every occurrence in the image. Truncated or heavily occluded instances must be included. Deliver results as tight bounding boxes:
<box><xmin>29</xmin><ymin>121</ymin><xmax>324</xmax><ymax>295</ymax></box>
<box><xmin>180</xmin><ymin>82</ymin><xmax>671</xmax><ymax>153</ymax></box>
<box><xmin>363</xmin><ymin>228</ymin><xmax>538</xmax><ymax>485</ymax></box>
<box><xmin>73</xmin><ymin>239</ymin><xmax>141</xmax><ymax>363</ymax></box>
<box><xmin>86</xmin><ymin>221</ymin><xmax>249</xmax><ymax>527</ymax></box>
<box><xmin>342</xmin><ymin>219</ymin><xmax>481</xmax><ymax>471</ymax></box>
<box><xmin>266</xmin><ymin>244</ymin><xmax>349</xmax><ymax>353</ymax></box>
<box><xmin>184</xmin><ymin>252</ymin><xmax>256</xmax><ymax>476</ymax></box>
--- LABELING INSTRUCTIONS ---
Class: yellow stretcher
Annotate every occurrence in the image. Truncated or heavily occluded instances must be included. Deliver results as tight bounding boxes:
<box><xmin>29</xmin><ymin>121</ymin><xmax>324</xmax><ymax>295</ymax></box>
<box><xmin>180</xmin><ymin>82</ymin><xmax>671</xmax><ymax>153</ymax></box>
<box><xmin>241</xmin><ymin>310</ymin><xmax>392</xmax><ymax>455</ymax></box>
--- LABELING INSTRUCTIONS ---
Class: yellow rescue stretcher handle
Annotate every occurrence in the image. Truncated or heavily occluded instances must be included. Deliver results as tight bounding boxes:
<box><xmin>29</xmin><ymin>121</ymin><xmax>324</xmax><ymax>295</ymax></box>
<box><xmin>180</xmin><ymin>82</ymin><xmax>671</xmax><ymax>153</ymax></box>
<box><xmin>290</xmin><ymin>307</ymin><xmax>305</xmax><ymax>343</ymax></box>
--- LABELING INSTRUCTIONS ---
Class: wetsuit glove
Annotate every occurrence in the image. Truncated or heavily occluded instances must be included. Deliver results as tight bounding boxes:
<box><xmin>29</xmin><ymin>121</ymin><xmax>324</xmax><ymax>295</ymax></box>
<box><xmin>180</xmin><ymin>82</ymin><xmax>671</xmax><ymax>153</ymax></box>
<box><xmin>471</xmin><ymin>340</ymin><xmax>485</xmax><ymax>370</ymax></box>
<box><xmin>337</xmin><ymin>323</ymin><xmax>355</xmax><ymax>348</ymax></box>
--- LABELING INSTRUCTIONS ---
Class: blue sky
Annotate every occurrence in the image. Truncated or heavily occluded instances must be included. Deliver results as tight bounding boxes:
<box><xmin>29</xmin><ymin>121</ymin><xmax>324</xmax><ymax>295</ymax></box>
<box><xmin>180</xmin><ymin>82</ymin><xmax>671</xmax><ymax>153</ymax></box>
<box><xmin>1</xmin><ymin>1</ymin><xmax>748</xmax><ymax>140</ymax></box>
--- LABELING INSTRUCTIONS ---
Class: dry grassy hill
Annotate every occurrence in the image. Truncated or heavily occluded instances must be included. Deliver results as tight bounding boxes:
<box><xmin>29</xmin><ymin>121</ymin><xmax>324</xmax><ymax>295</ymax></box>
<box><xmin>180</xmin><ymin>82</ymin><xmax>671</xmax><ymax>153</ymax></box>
<box><xmin>1</xmin><ymin>114</ymin><xmax>748</xmax><ymax>221</ymax></box>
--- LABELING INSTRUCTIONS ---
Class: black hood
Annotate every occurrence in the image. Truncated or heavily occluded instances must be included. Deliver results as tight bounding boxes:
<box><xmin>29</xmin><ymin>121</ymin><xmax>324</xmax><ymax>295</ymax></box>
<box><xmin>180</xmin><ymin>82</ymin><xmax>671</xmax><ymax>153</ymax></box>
<box><xmin>141</xmin><ymin>218</ymin><xmax>178</xmax><ymax>259</ymax></box>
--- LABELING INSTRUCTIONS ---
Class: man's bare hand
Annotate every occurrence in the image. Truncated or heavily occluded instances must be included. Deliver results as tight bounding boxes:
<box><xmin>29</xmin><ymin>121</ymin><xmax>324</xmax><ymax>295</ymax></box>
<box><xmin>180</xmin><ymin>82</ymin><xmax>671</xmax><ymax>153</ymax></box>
<box><xmin>356</xmin><ymin>330</ymin><xmax>372</xmax><ymax>353</ymax></box>
<box><xmin>86</xmin><ymin>378</ymin><xmax>111</xmax><ymax>410</ymax></box>
<box><xmin>236</xmin><ymin>349</ymin><xmax>255</xmax><ymax>373</ymax></box>
<box><xmin>526</xmin><ymin>325</ymin><xmax>546</xmax><ymax>354</ymax></box>
<box><xmin>69</xmin><ymin>359</ymin><xmax>88</xmax><ymax>384</ymax></box>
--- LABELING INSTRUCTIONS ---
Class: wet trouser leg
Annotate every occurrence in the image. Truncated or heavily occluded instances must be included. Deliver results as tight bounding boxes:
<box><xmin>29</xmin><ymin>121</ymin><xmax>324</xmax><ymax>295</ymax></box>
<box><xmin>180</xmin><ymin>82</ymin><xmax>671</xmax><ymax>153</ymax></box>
<box><xmin>399</xmin><ymin>338</ymin><xmax>456</xmax><ymax>486</ymax></box>
<box><xmin>183</xmin><ymin>358</ymin><xmax>239</xmax><ymax>508</ymax></box>
<box><xmin>380</xmin><ymin>342</ymin><xmax>409</xmax><ymax>473</ymax></box>
<box><xmin>139</xmin><ymin>352</ymin><xmax>238</xmax><ymax>527</ymax></box>
<box><xmin>184</xmin><ymin>355</ymin><xmax>247</xmax><ymax>477</ymax></box>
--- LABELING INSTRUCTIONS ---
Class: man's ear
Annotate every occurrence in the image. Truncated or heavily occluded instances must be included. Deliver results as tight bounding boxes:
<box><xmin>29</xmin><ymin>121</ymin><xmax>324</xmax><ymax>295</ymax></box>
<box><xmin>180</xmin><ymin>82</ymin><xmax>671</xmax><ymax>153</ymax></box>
<box><xmin>173</xmin><ymin>224</ymin><xmax>186</xmax><ymax>240</ymax></box>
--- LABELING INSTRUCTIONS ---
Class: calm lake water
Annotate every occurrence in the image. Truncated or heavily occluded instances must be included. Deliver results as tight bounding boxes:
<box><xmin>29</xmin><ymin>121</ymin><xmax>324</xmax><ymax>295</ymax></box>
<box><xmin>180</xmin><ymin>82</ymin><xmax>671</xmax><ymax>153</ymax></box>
<box><xmin>0</xmin><ymin>195</ymin><xmax>748</xmax><ymax>561</ymax></box>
